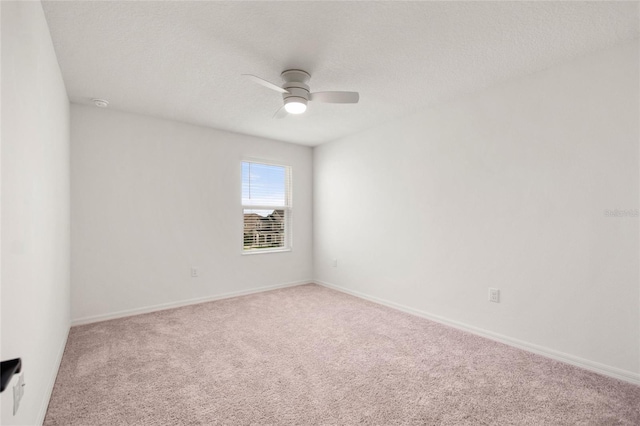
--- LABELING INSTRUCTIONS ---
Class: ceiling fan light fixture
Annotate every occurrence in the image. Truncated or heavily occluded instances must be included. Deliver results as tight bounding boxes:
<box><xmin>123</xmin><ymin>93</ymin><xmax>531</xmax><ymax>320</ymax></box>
<box><xmin>242</xmin><ymin>70</ymin><xmax>358</xmax><ymax>118</ymax></box>
<box><xmin>284</xmin><ymin>98</ymin><xmax>307</xmax><ymax>114</ymax></box>
<box><xmin>285</xmin><ymin>102</ymin><xmax>306</xmax><ymax>114</ymax></box>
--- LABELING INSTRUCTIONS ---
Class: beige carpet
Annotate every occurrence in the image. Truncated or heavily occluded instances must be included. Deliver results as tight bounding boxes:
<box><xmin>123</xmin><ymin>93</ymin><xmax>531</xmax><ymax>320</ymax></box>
<box><xmin>45</xmin><ymin>284</ymin><xmax>640</xmax><ymax>425</ymax></box>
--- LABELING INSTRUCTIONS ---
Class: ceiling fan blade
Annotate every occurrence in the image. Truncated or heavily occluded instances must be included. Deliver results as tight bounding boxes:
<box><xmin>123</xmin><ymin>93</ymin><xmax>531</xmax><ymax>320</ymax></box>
<box><xmin>242</xmin><ymin>74</ymin><xmax>289</xmax><ymax>94</ymax></box>
<box><xmin>273</xmin><ymin>105</ymin><xmax>289</xmax><ymax>119</ymax></box>
<box><xmin>309</xmin><ymin>91</ymin><xmax>359</xmax><ymax>104</ymax></box>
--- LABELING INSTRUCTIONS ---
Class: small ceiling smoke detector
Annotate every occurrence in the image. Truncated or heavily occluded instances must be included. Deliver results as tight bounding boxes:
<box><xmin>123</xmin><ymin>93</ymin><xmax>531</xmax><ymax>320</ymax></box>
<box><xmin>92</xmin><ymin>98</ymin><xmax>109</xmax><ymax>108</ymax></box>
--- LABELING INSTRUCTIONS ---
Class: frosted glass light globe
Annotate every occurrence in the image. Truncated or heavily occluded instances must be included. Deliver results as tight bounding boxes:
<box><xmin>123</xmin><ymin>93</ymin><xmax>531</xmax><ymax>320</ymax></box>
<box><xmin>284</xmin><ymin>101</ymin><xmax>307</xmax><ymax>114</ymax></box>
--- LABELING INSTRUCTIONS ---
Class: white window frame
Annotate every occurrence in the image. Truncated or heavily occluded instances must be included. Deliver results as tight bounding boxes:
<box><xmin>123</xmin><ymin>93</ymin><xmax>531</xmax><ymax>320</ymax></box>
<box><xmin>241</xmin><ymin>159</ymin><xmax>292</xmax><ymax>255</ymax></box>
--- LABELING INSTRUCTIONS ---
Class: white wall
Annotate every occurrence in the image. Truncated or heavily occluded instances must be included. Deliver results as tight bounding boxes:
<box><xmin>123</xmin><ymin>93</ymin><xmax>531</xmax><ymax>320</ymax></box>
<box><xmin>314</xmin><ymin>41</ymin><xmax>639</xmax><ymax>381</ymax></box>
<box><xmin>71</xmin><ymin>105</ymin><xmax>313</xmax><ymax>323</ymax></box>
<box><xmin>1</xmin><ymin>1</ymin><xmax>71</xmax><ymax>424</ymax></box>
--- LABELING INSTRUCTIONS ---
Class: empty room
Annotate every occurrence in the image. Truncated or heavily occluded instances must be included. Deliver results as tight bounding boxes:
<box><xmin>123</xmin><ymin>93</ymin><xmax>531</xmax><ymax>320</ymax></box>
<box><xmin>1</xmin><ymin>1</ymin><xmax>639</xmax><ymax>425</ymax></box>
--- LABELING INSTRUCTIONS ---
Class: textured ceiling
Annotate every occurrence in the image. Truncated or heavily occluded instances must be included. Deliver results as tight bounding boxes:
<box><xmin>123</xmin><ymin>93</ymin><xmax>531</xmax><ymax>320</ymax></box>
<box><xmin>42</xmin><ymin>1</ymin><xmax>639</xmax><ymax>146</ymax></box>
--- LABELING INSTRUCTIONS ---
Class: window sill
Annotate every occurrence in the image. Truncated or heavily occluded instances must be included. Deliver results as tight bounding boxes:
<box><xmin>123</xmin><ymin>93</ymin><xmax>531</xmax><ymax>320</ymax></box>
<box><xmin>242</xmin><ymin>248</ymin><xmax>292</xmax><ymax>256</ymax></box>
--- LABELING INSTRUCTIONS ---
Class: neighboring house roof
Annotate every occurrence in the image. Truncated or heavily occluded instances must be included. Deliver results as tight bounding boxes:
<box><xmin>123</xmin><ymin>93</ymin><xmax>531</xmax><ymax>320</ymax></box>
<box><xmin>244</xmin><ymin>211</ymin><xmax>284</xmax><ymax>233</ymax></box>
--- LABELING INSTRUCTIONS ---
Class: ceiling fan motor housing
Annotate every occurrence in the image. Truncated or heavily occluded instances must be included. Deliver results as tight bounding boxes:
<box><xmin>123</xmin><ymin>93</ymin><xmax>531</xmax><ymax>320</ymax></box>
<box><xmin>281</xmin><ymin>70</ymin><xmax>310</xmax><ymax>107</ymax></box>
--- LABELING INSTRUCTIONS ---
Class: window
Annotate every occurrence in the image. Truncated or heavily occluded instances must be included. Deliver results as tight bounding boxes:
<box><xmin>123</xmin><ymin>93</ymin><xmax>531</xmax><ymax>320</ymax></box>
<box><xmin>242</xmin><ymin>161</ymin><xmax>291</xmax><ymax>253</ymax></box>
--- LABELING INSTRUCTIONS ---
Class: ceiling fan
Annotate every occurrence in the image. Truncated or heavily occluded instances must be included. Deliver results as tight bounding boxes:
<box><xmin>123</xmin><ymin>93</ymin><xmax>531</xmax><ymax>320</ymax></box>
<box><xmin>242</xmin><ymin>69</ymin><xmax>359</xmax><ymax>118</ymax></box>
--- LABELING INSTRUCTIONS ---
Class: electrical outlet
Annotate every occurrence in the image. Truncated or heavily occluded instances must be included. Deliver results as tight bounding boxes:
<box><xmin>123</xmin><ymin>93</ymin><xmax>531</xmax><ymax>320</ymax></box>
<box><xmin>489</xmin><ymin>288</ymin><xmax>500</xmax><ymax>303</ymax></box>
<box><xmin>191</xmin><ymin>267</ymin><xmax>199</xmax><ymax>278</ymax></box>
<box><xmin>331</xmin><ymin>259</ymin><xmax>337</xmax><ymax>267</ymax></box>
<box><xmin>13</xmin><ymin>374</ymin><xmax>24</xmax><ymax>415</ymax></box>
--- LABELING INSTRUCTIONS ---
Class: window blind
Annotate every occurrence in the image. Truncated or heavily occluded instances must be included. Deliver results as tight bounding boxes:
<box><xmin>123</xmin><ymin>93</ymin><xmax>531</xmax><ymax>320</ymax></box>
<box><xmin>242</xmin><ymin>161</ymin><xmax>291</xmax><ymax>252</ymax></box>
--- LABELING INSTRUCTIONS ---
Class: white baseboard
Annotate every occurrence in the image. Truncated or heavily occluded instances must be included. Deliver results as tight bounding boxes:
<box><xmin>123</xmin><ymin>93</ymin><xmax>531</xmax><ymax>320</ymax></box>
<box><xmin>38</xmin><ymin>323</ymin><xmax>70</xmax><ymax>425</ymax></box>
<box><xmin>71</xmin><ymin>280</ymin><xmax>312</xmax><ymax>326</ymax></box>
<box><xmin>315</xmin><ymin>280</ymin><xmax>640</xmax><ymax>386</ymax></box>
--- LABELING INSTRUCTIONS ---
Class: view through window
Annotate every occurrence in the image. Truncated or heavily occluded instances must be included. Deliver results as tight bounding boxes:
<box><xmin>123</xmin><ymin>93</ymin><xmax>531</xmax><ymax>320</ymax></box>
<box><xmin>242</xmin><ymin>161</ymin><xmax>291</xmax><ymax>252</ymax></box>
